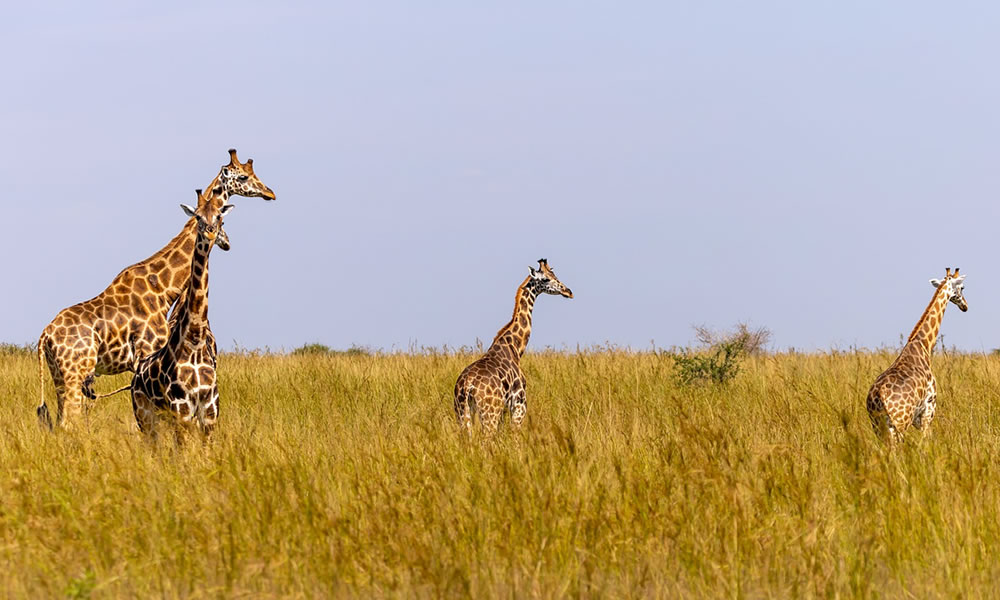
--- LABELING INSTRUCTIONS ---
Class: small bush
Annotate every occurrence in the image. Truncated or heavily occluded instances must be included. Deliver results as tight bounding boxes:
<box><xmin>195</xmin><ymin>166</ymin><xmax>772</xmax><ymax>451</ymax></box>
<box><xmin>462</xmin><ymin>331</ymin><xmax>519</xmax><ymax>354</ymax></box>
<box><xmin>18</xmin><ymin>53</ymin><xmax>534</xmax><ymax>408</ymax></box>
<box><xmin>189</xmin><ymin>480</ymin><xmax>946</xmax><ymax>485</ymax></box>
<box><xmin>669</xmin><ymin>322</ymin><xmax>770</xmax><ymax>385</ymax></box>
<box><xmin>291</xmin><ymin>343</ymin><xmax>371</xmax><ymax>357</ymax></box>
<box><xmin>292</xmin><ymin>343</ymin><xmax>333</xmax><ymax>355</ymax></box>
<box><xmin>693</xmin><ymin>322</ymin><xmax>772</xmax><ymax>355</ymax></box>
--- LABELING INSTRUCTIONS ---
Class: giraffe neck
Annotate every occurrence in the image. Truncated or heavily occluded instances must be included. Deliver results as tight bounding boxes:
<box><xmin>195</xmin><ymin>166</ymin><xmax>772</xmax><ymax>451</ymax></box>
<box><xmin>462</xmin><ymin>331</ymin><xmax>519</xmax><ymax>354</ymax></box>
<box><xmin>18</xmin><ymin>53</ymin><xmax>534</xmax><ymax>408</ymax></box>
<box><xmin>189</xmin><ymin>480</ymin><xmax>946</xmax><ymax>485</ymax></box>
<box><xmin>907</xmin><ymin>284</ymin><xmax>951</xmax><ymax>354</ymax></box>
<box><xmin>121</xmin><ymin>174</ymin><xmax>230</xmax><ymax>306</ymax></box>
<box><xmin>205</xmin><ymin>172</ymin><xmax>229</xmax><ymax>202</ymax></box>
<box><xmin>491</xmin><ymin>276</ymin><xmax>539</xmax><ymax>358</ymax></box>
<box><xmin>173</xmin><ymin>234</ymin><xmax>214</xmax><ymax>347</ymax></box>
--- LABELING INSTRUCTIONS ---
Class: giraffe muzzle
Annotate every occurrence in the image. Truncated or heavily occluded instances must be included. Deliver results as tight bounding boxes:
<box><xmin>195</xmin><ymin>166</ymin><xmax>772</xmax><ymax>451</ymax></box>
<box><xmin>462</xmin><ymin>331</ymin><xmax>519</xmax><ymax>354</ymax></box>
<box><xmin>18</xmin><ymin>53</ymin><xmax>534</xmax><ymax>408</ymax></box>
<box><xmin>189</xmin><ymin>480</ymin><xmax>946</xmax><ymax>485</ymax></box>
<box><xmin>561</xmin><ymin>288</ymin><xmax>574</xmax><ymax>299</ymax></box>
<box><xmin>215</xmin><ymin>228</ymin><xmax>231</xmax><ymax>252</ymax></box>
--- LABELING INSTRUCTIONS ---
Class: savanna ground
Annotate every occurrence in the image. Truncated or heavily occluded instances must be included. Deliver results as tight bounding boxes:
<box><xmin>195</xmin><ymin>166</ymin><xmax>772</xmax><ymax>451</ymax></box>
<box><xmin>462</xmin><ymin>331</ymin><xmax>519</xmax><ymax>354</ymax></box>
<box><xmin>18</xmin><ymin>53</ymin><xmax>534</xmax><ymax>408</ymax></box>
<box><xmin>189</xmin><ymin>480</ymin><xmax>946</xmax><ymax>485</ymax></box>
<box><xmin>2</xmin><ymin>345</ymin><xmax>1000</xmax><ymax>598</ymax></box>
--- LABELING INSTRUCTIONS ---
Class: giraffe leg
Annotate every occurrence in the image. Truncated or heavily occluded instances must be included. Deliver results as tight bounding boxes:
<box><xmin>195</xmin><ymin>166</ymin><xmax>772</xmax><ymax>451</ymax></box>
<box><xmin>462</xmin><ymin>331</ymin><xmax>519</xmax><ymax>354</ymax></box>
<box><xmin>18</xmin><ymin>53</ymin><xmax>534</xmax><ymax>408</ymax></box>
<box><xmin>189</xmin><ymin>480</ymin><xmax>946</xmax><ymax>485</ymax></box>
<box><xmin>37</xmin><ymin>344</ymin><xmax>63</xmax><ymax>430</ymax></box>
<box><xmin>57</xmin><ymin>375</ymin><xmax>88</xmax><ymax>429</ymax></box>
<box><xmin>131</xmin><ymin>390</ymin><xmax>158</xmax><ymax>438</ymax></box>
<box><xmin>172</xmin><ymin>417</ymin><xmax>187</xmax><ymax>447</ymax></box>
<box><xmin>913</xmin><ymin>376</ymin><xmax>937</xmax><ymax>435</ymax></box>
<box><xmin>454</xmin><ymin>387</ymin><xmax>475</xmax><ymax>432</ymax></box>
<box><xmin>867</xmin><ymin>405</ymin><xmax>901</xmax><ymax>445</ymax></box>
<box><xmin>56</xmin><ymin>351</ymin><xmax>98</xmax><ymax>429</ymax></box>
<box><xmin>879</xmin><ymin>414</ymin><xmax>903</xmax><ymax>445</ymax></box>
<box><xmin>198</xmin><ymin>387</ymin><xmax>220</xmax><ymax>439</ymax></box>
<box><xmin>481</xmin><ymin>412</ymin><xmax>500</xmax><ymax>435</ymax></box>
<box><xmin>480</xmin><ymin>391</ymin><xmax>503</xmax><ymax>434</ymax></box>
<box><xmin>507</xmin><ymin>384</ymin><xmax>527</xmax><ymax>428</ymax></box>
<box><xmin>887</xmin><ymin>421</ymin><xmax>902</xmax><ymax>446</ymax></box>
<box><xmin>913</xmin><ymin>392</ymin><xmax>936</xmax><ymax>435</ymax></box>
<box><xmin>866</xmin><ymin>387</ymin><xmax>904</xmax><ymax>444</ymax></box>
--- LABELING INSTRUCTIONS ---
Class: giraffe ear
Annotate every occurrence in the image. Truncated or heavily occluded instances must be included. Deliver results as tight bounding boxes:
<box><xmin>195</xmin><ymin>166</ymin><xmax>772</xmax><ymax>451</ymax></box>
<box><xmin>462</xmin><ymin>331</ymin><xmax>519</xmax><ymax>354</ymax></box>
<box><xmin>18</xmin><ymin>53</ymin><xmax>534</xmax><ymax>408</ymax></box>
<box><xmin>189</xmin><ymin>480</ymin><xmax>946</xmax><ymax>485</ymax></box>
<box><xmin>180</xmin><ymin>204</ymin><xmax>197</xmax><ymax>218</ymax></box>
<box><xmin>529</xmin><ymin>266</ymin><xmax>539</xmax><ymax>277</ymax></box>
<box><xmin>930</xmin><ymin>278</ymin><xmax>944</xmax><ymax>288</ymax></box>
<box><xmin>219</xmin><ymin>204</ymin><xmax>235</xmax><ymax>218</ymax></box>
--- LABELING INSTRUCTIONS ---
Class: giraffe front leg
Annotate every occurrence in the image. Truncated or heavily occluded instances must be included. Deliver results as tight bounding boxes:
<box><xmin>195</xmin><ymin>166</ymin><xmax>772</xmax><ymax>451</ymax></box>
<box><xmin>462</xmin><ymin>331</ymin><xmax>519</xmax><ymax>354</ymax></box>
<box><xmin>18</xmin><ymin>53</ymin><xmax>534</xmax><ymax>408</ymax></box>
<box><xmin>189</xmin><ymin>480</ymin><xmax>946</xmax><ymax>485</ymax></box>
<box><xmin>506</xmin><ymin>376</ymin><xmax>528</xmax><ymax>429</ymax></box>
<box><xmin>131</xmin><ymin>390</ymin><xmax>158</xmax><ymax>438</ymax></box>
<box><xmin>508</xmin><ymin>387</ymin><xmax>527</xmax><ymax>428</ymax></box>
<box><xmin>198</xmin><ymin>387</ymin><xmax>220</xmax><ymax>439</ymax></box>
<box><xmin>914</xmin><ymin>382</ymin><xmax>937</xmax><ymax>435</ymax></box>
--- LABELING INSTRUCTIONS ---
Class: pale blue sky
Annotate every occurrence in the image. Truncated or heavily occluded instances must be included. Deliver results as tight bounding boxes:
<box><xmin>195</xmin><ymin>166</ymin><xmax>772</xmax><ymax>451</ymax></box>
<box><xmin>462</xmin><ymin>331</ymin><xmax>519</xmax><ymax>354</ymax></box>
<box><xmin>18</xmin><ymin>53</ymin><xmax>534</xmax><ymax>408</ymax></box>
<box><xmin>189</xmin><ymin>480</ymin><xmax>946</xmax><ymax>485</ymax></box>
<box><xmin>3</xmin><ymin>2</ymin><xmax>1000</xmax><ymax>351</ymax></box>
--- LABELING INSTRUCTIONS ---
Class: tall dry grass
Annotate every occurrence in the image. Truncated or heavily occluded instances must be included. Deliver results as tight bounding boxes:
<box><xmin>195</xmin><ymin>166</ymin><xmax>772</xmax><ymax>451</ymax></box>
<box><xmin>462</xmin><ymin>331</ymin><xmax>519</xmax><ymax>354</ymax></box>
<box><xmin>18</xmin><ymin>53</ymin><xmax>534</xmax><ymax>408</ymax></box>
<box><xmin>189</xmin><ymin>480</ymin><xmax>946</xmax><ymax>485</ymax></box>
<box><xmin>2</xmin><ymin>348</ymin><xmax>1000</xmax><ymax>597</ymax></box>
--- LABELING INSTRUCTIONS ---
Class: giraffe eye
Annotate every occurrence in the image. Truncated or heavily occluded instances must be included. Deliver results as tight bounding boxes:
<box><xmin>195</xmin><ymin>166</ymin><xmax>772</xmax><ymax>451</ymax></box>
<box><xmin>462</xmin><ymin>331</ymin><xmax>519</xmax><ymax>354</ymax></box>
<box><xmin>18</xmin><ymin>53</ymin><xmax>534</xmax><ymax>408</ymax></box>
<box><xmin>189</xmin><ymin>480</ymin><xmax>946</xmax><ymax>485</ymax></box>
<box><xmin>238</xmin><ymin>175</ymin><xmax>249</xmax><ymax>182</ymax></box>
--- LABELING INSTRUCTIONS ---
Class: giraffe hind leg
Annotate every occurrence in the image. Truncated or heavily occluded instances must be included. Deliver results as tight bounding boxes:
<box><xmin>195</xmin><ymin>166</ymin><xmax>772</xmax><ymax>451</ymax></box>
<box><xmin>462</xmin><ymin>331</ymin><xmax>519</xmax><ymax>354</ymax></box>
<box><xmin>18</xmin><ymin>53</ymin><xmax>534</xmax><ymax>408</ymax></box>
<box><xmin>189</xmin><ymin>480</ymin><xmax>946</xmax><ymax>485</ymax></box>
<box><xmin>867</xmin><ymin>389</ymin><xmax>901</xmax><ymax>444</ymax></box>
<box><xmin>454</xmin><ymin>387</ymin><xmax>476</xmax><ymax>432</ymax></box>
<box><xmin>507</xmin><ymin>381</ymin><xmax>527</xmax><ymax>428</ymax></box>
<box><xmin>912</xmin><ymin>392</ymin><xmax>936</xmax><ymax>434</ymax></box>
<box><xmin>478</xmin><ymin>390</ymin><xmax>504</xmax><ymax>434</ymax></box>
<box><xmin>37</xmin><ymin>341</ymin><xmax>62</xmax><ymax>430</ymax></box>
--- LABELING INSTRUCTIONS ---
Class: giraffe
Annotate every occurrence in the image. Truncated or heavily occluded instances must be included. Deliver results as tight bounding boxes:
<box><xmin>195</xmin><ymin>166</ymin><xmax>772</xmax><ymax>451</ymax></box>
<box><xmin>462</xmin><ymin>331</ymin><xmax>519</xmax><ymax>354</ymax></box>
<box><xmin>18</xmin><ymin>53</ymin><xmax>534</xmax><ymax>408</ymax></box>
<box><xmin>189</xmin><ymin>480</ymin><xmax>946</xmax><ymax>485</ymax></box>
<box><xmin>454</xmin><ymin>259</ymin><xmax>573</xmax><ymax>432</ymax></box>
<box><xmin>36</xmin><ymin>149</ymin><xmax>275</xmax><ymax>429</ymax></box>
<box><xmin>866</xmin><ymin>267</ymin><xmax>968</xmax><ymax>443</ymax></box>
<box><xmin>130</xmin><ymin>194</ymin><xmax>231</xmax><ymax>439</ymax></box>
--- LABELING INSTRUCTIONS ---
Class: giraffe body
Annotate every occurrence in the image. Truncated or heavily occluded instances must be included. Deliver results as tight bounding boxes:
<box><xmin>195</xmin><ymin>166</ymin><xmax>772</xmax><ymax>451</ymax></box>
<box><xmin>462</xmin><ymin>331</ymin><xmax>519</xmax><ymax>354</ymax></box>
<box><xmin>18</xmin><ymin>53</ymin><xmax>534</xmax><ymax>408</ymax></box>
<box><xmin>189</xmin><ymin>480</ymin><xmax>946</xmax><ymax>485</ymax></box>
<box><xmin>130</xmin><ymin>197</ymin><xmax>231</xmax><ymax>439</ymax></box>
<box><xmin>454</xmin><ymin>259</ymin><xmax>572</xmax><ymax>432</ymax></box>
<box><xmin>37</xmin><ymin>149</ymin><xmax>275</xmax><ymax>429</ymax></box>
<box><xmin>866</xmin><ymin>268</ymin><xmax>967</xmax><ymax>442</ymax></box>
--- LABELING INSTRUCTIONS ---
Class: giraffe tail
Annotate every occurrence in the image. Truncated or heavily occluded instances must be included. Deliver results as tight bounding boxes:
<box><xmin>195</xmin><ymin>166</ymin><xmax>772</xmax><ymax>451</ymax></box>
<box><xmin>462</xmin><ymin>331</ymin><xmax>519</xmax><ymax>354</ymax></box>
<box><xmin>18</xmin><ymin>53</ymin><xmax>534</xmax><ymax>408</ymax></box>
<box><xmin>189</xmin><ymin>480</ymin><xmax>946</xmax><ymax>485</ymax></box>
<box><xmin>36</xmin><ymin>334</ymin><xmax>52</xmax><ymax>430</ymax></box>
<box><xmin>93</xmin><ymin>384</ymin><xmax>132</xmax><ymax>400</ymax></box>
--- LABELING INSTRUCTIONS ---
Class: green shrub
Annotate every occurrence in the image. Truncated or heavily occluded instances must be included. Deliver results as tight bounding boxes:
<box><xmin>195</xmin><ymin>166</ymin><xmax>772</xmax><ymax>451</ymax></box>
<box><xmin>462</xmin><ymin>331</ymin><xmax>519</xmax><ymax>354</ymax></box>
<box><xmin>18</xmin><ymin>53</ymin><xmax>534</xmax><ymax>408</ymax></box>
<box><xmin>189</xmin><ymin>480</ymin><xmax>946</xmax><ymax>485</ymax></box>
<box><xmin>669</xmin><ymin>322</ymin><xmax>770</xmax><ymax>385</ymax></box>
<box><xmin>291</xmin><ymin>343</ymin><xmax>371</xmax><ymax>356</ymax></box>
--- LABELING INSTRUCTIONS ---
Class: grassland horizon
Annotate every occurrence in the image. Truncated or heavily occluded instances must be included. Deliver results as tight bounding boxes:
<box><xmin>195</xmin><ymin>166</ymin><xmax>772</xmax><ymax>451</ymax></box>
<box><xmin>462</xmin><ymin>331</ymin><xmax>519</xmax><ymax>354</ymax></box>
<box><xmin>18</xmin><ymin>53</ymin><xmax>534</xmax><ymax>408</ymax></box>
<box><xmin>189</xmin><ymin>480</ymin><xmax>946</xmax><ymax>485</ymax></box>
<box><xmin>2</xmin><ymin>345</ymin><xmax>1000</xmax><ymax>597</ymax></box>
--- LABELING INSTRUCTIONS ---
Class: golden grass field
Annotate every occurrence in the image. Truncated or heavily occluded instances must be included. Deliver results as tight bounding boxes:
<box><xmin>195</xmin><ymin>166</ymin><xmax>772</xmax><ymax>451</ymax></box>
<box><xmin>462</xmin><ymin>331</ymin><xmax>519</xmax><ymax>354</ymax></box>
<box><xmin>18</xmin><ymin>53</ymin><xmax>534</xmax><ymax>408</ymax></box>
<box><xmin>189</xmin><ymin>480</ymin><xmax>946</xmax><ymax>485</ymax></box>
<box><xmin>3</xmin><ymin>346</ymin><xmax>1000</xmax><ymax>597</ymax></box>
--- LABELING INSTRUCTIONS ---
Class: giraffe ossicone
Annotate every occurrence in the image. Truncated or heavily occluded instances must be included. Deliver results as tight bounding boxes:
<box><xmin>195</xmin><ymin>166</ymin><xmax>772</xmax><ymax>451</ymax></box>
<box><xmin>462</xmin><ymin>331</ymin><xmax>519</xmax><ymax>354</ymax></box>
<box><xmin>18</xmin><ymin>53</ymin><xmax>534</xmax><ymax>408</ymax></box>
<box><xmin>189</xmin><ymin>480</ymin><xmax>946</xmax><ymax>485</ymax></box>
<box><xmin>866</xmin><ymin>267</ymin><xmax>968</xmax><ymax>443</ymax></box>
<box><xmin>454</xmin><ymin>258</ymin><xmax>573</xmax><ymax>433</ymax></box>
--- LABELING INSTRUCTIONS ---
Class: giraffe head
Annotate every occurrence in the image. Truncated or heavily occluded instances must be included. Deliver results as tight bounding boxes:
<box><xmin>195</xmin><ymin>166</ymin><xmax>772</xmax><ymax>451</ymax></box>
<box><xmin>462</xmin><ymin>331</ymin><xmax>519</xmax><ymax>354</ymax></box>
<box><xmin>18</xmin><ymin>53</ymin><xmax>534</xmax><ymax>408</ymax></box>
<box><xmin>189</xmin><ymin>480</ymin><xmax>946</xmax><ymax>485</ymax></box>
<box><xmin>218</xmin><ymin>148</ymin><xmax>276</xmax><ymax>201</ymax></box>
<box><xmin>930</xmin><ymin>267</ymin><xmax>968</xmax><ymax>312</ymax></box>
<box><xmin>529</xmin><ymin>258</ymin><xmax>574</xmax><ymax>299</ymax></box>
<box><xmin>181</xmin><ymin>190</ymin><xmax>235</xmax><ymax>246</ymax></box>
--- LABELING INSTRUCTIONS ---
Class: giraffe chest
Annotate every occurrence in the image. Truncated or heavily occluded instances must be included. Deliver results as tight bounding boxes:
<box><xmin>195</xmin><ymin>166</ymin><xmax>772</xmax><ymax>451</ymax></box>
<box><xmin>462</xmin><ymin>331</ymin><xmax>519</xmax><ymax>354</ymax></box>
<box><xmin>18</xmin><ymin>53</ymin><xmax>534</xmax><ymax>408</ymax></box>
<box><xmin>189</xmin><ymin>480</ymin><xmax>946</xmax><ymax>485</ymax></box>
<box><xmin>135</xmin><ymin>349</ymin><xmax>217</xmax><ymax>417</ymax></box>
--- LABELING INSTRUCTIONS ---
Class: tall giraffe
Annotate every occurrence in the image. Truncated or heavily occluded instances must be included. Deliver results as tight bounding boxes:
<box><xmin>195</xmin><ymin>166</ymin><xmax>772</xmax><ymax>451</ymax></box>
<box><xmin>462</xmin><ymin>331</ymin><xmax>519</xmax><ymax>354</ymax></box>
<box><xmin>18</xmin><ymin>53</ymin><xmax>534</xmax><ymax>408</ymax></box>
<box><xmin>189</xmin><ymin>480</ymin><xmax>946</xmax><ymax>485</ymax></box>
<box><xmin>866</xmin><ymin>267</ymin><xmax>968</xmax><ymax>443</ymax></box>
<box><xmin>454</xmin><ymin>259</ymin><xmax>573</xmax><ymax>432</ymax></box>
<box><xmin>36</xmin><ymin>149</ymin><xmax>275</xmax><ymax>429</ymax></box>
<box><xmin>130</xmin><ymin>194</ymin><xmax>231</xmax><ymax>439</ymax></box>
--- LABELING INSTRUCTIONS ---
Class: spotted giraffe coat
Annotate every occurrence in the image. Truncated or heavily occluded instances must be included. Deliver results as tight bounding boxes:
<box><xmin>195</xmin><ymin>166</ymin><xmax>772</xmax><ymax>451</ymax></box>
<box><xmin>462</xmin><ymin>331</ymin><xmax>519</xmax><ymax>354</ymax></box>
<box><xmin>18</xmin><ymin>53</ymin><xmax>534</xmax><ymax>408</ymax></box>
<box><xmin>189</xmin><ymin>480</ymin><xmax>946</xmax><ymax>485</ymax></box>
<box><xmin>866</xmin><ymin>269</ymin><xmax>967</xmax><ymax>442</ymax></box>
<box><xmin>129</xmin><ymin>199</ymin><xmax>232</xmax><ymax>438</ymax></box>
<box><xmin>454</xmin><ymin>259</ymin><xmax>573</xmax><ymax>432</ymax></box>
